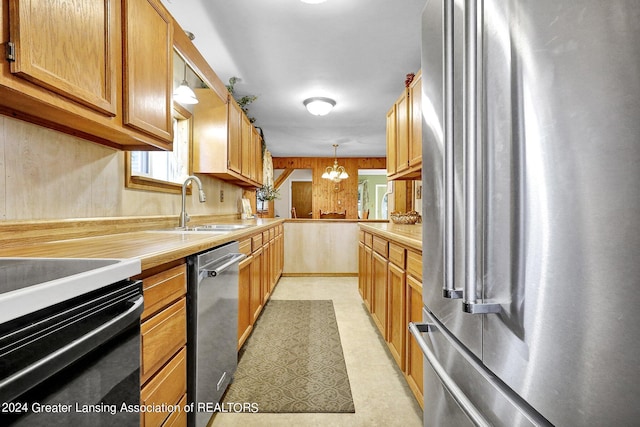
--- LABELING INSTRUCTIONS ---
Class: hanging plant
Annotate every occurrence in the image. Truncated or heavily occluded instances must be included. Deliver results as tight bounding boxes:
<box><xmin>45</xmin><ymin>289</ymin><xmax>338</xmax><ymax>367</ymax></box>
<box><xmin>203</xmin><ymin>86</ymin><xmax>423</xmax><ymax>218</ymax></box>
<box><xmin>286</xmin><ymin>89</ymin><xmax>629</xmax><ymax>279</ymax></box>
<box><xmin>226</xmin><ymin>76</ymin><xmax>258</xmax><ymax>123</ymax></box>
<box><xmin>257</xmin><ymin>184</ymin><xmax>280</xmax><ymax>202</ymax></box>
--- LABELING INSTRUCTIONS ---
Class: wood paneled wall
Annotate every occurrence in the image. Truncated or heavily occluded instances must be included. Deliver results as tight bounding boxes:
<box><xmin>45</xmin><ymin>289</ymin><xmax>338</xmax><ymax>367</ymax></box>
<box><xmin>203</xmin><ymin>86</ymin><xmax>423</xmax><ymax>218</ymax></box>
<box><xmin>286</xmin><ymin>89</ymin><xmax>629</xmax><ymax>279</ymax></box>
<box><xmin>272</xmin><ymin>157</ymin><xmax>386</xmax><ymax>219</ymax></box>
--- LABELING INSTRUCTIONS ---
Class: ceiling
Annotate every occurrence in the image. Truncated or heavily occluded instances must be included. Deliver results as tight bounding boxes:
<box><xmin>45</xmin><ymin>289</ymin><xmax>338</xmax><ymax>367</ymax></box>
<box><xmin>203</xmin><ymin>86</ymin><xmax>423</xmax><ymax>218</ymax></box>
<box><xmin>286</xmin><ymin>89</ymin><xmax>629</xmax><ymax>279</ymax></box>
<box><xmin>161</xmin><ymin>0</ymin><xmax>424</xmax><ymax>158</ymax></box>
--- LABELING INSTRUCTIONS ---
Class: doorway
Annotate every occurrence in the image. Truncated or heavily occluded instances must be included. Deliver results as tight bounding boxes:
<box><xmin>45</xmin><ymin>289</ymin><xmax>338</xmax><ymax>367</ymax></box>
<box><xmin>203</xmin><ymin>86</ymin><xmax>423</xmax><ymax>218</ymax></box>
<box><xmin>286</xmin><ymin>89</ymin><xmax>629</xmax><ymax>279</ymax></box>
<box><xmin>291</xmin><ymin>181</ymin><xmax>313</xmax><ymax>218</ymax></box>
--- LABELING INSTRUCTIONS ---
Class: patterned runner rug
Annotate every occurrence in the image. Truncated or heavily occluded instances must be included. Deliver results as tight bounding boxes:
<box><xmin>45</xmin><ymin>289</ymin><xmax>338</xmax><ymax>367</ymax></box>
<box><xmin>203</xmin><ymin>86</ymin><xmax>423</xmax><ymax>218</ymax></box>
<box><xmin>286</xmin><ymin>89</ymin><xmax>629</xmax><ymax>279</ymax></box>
<box><xmin>222</xmin><ymin>299</ymin><xmax>355</xmax><ymax>413</ymax></box>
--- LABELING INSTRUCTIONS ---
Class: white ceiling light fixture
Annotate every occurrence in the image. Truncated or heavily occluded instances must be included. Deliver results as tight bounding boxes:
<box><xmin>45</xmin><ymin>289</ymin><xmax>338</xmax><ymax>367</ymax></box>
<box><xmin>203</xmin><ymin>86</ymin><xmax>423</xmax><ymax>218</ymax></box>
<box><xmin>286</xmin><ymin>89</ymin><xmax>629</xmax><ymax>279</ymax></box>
<box><xmin>173</xmin><ymin>61</ymin><xmax>199</xmax><ymax>105</ymax></box>
<box><xmin>300</xmin><ymin>0</ymin><xmax>327</xmax><ymax>4</ymax></box>
<box><xmin>322</xmin><ymin>144</ymin><xmax>349</xmax><ymax>183</ymax></box>
<box><xmin>303</xmin><ymin>97</ymin><xmax>336</xmax><ymax>116</ymax></box>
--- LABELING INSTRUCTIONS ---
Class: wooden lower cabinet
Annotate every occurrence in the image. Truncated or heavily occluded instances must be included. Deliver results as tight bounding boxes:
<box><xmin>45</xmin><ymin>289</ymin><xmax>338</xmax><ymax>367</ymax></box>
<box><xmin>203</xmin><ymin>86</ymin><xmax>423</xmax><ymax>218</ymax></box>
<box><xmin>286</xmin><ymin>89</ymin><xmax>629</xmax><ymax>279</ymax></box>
<box><xmin>371</xmin><ymin>251</ymin><xmax>388</xmax><ymax>337</ymax></box>
<box><xmin>387</xmin><ymin>261</ymin><xmax>406</xmax><ymax>370</ymax></box>
<box><xmin>358</xmin><ymin>228</ymin><xmax>423</xmax><ymax>408</ymax></box>
<box><xmin>238</xmin><ymin>253</ymin><xmax>253</xmax><ymax>349</ymax></box>
<box><xmin>140</xmin><ymin>347</ymin><xmax>187</xmax><ymax>427</ymax></box>
<box><xmin>139</xmin><ymin>261</ymin><xmax>188</xmax><ymax>427</ymax></box>
<box><xmin>406</xmin><ymin>275</ymin><xmax>424</xmax><ymax>409</ymax></box>
<box><xmin>238</xmin><ymin>224</ymin><xmax>284</xmax><ymax>349</ymax></box>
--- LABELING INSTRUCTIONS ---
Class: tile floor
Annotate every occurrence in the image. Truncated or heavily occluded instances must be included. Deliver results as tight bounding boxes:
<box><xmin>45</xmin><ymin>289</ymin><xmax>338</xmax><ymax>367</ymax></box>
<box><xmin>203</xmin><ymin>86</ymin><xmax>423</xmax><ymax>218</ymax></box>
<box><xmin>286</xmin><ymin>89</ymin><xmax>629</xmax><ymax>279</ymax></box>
<box><xmin>209</xmin><ymin>276</ymin><xmax>423</xmax><ymax>427</ymax></box>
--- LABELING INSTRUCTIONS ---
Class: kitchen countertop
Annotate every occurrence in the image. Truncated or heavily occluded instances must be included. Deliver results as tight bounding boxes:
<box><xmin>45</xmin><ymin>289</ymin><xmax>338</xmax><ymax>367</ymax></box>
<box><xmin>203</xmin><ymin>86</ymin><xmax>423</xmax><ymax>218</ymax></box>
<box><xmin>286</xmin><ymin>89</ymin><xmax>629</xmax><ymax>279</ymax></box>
<box><xmin>0</xmin><ymin>218</ymin><xmax>284</xmax><ymax>271</ymax></box>
<box><xmin>358</xmin><ymin>222</ymin><xmax>423</xmax><ymax>252</ymax></box>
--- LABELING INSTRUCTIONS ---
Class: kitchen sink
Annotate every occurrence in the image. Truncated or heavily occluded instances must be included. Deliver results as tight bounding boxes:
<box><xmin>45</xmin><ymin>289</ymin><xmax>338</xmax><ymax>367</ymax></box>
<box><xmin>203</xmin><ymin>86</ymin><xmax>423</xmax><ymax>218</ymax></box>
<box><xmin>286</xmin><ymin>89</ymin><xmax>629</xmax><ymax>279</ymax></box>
<box><xmin>0</xmin><ymin>257</ymin><xmax>141</xmax><ymax>323</ymax></box>
<box><xmin>188</xmin><ymin>224</ymin><xmax>253</xmax><ymax>231</ymax></box>
<box><xmin>149</xmin><ymin>224</ymin><xmax>254</xmax><ymax>234</ymax></box>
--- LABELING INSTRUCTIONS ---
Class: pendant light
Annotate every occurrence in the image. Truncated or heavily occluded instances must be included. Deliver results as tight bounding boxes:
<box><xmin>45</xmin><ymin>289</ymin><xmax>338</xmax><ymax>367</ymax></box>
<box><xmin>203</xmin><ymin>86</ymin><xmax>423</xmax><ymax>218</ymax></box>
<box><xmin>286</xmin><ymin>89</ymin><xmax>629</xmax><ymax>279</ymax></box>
<box><xmin>322</xmin><ymin>144</ymin><xmax>349</xmax><ymax>182</ymax></box>
<box><xmin>173</xmin><ymin>61</ymin><xmax>199</xmax><ymax>105</ymax></box>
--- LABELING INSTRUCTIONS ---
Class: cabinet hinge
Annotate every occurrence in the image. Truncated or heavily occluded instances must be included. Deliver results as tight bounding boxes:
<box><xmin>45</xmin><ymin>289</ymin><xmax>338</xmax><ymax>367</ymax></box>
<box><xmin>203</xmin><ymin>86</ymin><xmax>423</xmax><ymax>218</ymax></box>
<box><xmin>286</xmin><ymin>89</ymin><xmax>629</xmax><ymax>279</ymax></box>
<box><xmin>5</xmin><ymin>42</ymin><xmax>16</xmax><ymax>62</ymax></box>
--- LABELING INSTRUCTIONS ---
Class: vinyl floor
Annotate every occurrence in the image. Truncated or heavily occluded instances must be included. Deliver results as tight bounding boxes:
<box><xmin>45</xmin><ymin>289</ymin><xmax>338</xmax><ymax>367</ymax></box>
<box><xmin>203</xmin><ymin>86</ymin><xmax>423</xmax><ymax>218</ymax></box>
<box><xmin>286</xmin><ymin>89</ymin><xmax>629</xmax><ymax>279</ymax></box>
<box><xmin>209</xmin><ymin>276</ymin><xmax>423</xmax><ymax>427</ymax></box>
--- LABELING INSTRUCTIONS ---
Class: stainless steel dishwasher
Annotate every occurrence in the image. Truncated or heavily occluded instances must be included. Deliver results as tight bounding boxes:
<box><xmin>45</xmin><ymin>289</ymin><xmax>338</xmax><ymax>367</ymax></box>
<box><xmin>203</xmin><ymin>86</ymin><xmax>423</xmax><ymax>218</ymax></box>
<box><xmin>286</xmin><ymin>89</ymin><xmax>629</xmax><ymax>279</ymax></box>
<box><xmin>186</xmin><ymin>242</ymin><xmax>246</xmax><ymax>427</ymax></box>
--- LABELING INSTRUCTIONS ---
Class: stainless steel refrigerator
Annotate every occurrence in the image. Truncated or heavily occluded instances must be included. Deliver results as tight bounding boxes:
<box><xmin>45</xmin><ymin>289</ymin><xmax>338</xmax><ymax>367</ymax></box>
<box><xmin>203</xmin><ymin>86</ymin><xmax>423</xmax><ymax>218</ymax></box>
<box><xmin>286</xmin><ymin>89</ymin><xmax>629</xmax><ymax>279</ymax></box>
<box><xmin>410</xmin><ymin>1</ymin><xmax>640</xmax><ymax>426</ymax></box>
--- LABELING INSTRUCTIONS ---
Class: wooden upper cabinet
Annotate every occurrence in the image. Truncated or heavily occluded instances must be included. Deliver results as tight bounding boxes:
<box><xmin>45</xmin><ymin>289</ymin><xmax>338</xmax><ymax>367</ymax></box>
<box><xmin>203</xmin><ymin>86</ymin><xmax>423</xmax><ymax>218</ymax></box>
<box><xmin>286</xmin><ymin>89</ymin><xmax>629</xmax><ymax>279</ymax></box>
<box><xmin>123</xmin><ymin>0</ymin><xmax>173</xmax><ymax>143</ymax></box>
<box><xmin>0</xmin><ymin>0</ymin><xmax>175</xmax><ymax>150</ymax></box>
<box><xmin>386</xmin><ymin>104</ymin><xmax>397</xmax><ymax>177</ymax></box>
<box><xmin>395</xmin><ymin>90</ymin><xmax>409</xmax><ymax>173</ymax></box>
<box><xmin>228</xmin><ymin>97</ymin><xmax>242</xmax><ymax>174</ymax></box>
<box><xmin>409</xmin><ymin>70</ymin><xmax>422</xmax><ymax>167</ymax></box>
<box><xmin>253</xmin><ymin>127</ymin><xmax>263</xmax><ymax>185</ymax></box>
<box><xmin>8</xmin><ymin>0</ymin><xmax>117</xmax><ymax>116</ymax></box>
<box><xmin>387</xmin><ymin>70</ymin><xmax>422</xmax><ymax>180</ymax></box>
<box><xmin>240</xmin><ymin>112</ymin><xmax>252</xmax><ymax>178</ymax></box>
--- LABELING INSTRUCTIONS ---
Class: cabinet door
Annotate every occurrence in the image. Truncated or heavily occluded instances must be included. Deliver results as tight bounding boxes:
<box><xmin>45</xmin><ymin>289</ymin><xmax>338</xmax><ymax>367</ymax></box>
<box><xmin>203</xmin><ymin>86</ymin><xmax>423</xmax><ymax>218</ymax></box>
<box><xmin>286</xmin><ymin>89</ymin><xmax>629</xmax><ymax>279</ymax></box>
<box><xmin>387</xmin><ymin>262</ymin><xmax>406</xmax><ymax>370</ymax></box>
<box><xmin>123</xmin><ymin>0</ymin><xmax>173</xmax><ymax>143</ymax></box>
<box><xmin>8</xmin><ymin>0</ymin><xmax>117</xmax><ymax>116</ymax></box>
<box><xmin>227</xmin><ymin>98</ymin><xmax>242</xmax><ymax>174</ymax></box>
<box><xmin>238</xmin><ymin>255</ymin><xmax>252</xmax><ymax>349</ymax></box>
<box><xmin>395</xmin><ymin>91</ymin><xmax>410</xmax><ymax>173</ymax></box>
<box><xmin>262</xmin><ymin>239</ymin><xmax>271</xmax><ymax>301</ymax></box>
<box><xmin>364</xmin><ymin>245</ymin><xmax>373</xmax><ymax>311</ymax></box>
<box><xmin>358</xmin><ymin>242</ymin><xmax>366</xmax><ymax>299</ymax></box>
<box><xmin>405</xmin><ymin>275</ymin><xmax>424</xmax><ymax>408</ymax></box>
<box><xmin>386</xmin><ymin>105</ymin><xmax>397</xmax><ymax>177</ymax></box>
<box><xmin>409</xmin><ymin>72</ymin><xmax>422</xmax><ymax>167</ymax></box>
<box><xmin>250</xmin><ymin>247</ymin><xmax>263</xmax><ymax>323</ymax></box>
<box><xmin>253</xmin><ymin>127</ymin><xmax>263</xmax><ymax>185</ymax></box>
<box><xmin>371</xmin><ymin>251</ymin><xmax>388</xmax><ymax>337</ymax></box>
<box><xmin>241</xmin><ymin>113</ymin><xmax>252</xmax><ymax>178</ymax></box>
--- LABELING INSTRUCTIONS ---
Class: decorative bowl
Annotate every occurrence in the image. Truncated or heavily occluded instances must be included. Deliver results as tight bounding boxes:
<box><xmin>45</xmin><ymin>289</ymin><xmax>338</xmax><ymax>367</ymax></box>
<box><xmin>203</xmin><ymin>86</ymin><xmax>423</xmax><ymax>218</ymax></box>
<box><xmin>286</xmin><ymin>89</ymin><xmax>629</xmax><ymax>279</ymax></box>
<box><xmin>390</xmin><ymin>211</ymin><xmax>421</xmax><ymax>224</ymax></box>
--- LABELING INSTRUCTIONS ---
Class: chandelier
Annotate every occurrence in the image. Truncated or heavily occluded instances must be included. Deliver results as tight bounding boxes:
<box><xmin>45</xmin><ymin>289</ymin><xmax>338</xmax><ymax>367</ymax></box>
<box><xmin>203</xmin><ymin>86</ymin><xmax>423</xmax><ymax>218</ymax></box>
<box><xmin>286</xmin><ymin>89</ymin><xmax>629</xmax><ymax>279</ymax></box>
<box><xmin>321</xmin><ymin>144</ymin><xmax>349</xmax><ymax>183</ymax></box>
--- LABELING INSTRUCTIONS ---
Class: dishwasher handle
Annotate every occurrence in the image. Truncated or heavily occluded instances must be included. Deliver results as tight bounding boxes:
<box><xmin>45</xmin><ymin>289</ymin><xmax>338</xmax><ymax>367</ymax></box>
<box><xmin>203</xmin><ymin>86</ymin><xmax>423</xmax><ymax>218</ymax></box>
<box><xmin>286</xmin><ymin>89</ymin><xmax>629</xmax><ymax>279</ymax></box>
<box><xmin>200</xmin><ymin>253</ymin><xmax>246</xmax><ymax>277</ymax></box>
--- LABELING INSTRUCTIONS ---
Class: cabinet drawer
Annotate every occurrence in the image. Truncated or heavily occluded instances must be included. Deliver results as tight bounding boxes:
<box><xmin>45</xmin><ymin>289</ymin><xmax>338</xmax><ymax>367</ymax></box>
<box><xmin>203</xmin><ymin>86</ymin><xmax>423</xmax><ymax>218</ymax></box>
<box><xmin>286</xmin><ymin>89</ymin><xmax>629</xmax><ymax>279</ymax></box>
<box><xmin>389</xmin><ymin>243</ymin><xmax>406</xmax><ymax>268</ymax></box>
<box><xmin>141</xmin><ymin>347</ymin><xmax>186</xmax><ymax>427</ymax></box>
<box><xmin>372</xmin><ymin>236</ymin><xmax>389</xmax><ymax>258</ymax></box>
<box><xmin>163</xmin><ymin>395</ymin><xmax>187</xmax><ymax>427</ymax></box>
<box><xmin>407</xmin><ymin>250</ymin><xmax>422</xmax><ymax>280</ymax></box>
<box><xmin>359</xmin><ymin>230</ymin><xmax>365</xmax><ymax>243</ymax></box>
<box><xmin>141</xmin><ymin>298</ymin><xmax>187</xmax><ymax>384</ymax></box>
<box><xmin>239</xmin><ymin>238</ymin><xmax>252</xmax><ymax>256</ymax></box>
<box><xmin>252</xmin><ymin>233</ymin><xmax>263</xmax><ymax>251</ymax></box>
<box><xmin>364</xmin><ymin>232</ymin><xmax>373</xmax><ymax>248</ymax></box>
<box><xmin>263</xmin><ymin>230</ymin><xmax>270</xmax><ymax>242</ymax></box>
<box><xmin>142</xmin><ymin>264</ymin><xmax>187</xmax><ymax>320</ymax></box>
<box><xmin>269</xmin><ymin>227</ymin><xmax>276</xmax><ymax>241</ymax></box>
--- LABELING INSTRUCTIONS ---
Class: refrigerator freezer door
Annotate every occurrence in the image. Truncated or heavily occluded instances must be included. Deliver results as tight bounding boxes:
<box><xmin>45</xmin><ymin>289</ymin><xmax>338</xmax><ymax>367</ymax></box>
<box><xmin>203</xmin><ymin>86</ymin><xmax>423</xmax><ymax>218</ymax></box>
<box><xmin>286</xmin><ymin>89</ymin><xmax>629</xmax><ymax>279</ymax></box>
<box><xmin>479</xmin><ymin>1</ymin><xmax>640</xmax><ymax>425</ymax></box>
<box><xmin>411</xmin><ymin>309</ymin><xmax>551</xmax><ymax>427</ymax></box>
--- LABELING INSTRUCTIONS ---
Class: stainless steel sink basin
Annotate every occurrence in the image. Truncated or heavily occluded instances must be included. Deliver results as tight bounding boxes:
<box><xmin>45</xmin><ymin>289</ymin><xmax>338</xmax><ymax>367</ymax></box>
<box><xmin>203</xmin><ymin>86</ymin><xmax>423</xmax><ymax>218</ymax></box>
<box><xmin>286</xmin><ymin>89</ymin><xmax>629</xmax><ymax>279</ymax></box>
<box><xmin>149</xmin><ymin>224</ymin><xmax>254</xmax><ymax>234</ymax></box>
<box><xmin>0</xmin><ymin>257</ymin><xmax>141</xmax><ymax>323</ymax></box>
<box><xmin>190</xmin><ymin>224</ymin><xmax>253</xmax><ymax>231</ymax></box>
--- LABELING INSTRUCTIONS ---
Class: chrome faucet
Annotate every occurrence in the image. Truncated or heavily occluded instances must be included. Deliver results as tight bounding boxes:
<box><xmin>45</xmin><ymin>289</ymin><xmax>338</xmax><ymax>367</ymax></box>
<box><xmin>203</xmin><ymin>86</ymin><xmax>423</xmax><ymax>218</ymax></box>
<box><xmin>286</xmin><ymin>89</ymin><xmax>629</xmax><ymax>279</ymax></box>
<box><xmin>179</xmin><ymin>175</ymin><xmax>206</xmax><ymax>228</ymax></box>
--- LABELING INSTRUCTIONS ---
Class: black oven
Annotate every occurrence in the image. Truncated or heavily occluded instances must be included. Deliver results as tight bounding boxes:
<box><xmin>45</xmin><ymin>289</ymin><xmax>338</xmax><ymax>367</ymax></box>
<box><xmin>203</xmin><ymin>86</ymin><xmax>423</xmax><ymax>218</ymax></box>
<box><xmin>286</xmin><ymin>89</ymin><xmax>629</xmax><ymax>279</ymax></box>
<box><xmin>0</xmin><ymin>279</ymin><xmax>143</xmax><ymax>426</ymax></box>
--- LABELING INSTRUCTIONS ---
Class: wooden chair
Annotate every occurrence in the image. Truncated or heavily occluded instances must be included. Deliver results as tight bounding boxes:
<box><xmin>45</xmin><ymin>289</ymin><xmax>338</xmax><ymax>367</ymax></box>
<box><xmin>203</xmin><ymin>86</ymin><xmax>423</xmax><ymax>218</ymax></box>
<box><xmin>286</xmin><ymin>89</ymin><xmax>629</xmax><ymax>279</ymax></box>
<box><xmin>362</xmin><ymin>209</ymin><xmax>369</xmax><ymax>219</ymax></box>
<box><xmin>291</xmin><ymin>207</ymin><xmax>297</xmax><ymax>218</ymax></box>
<box><xmin>319</xmin><ymin>210</ymin><xmax>346</xmax><ymax>219</ymax></box>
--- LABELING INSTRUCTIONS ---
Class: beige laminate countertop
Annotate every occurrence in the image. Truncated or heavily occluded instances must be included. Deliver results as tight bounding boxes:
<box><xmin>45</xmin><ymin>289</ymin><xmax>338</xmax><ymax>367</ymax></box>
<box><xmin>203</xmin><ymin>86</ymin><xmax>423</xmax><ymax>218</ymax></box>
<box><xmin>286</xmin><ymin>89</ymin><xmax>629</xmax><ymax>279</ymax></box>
<box><xmin>0</xmin><ymin>218</ymin><xmax>284</xmax><ymax>271</ymax></box>
<box><xmin>358</xmin><ymin>222</ymin><xmax>423</xmax><ymax>252</ymax></box>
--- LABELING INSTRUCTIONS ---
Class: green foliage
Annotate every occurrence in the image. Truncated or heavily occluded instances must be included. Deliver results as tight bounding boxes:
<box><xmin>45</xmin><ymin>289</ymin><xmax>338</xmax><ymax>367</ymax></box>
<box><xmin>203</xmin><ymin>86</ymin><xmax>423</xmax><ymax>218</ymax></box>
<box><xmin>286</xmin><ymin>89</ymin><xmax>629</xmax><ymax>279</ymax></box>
<box><xmin>226</xmin><ymin>77</ymin><xmax>257</xmax><ymax>123</ymax></box>
<box><xmin>257</xmin><ymin>184</ymin><xmax>280</xmax><ymax>201</ymax></box>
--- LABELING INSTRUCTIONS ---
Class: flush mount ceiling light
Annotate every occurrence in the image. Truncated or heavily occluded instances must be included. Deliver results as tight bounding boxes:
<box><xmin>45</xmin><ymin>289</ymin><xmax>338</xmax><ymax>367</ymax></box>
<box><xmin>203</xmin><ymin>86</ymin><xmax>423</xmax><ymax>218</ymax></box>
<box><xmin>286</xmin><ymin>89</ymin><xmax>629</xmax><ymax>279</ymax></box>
<box><xmin>322</xmin><ymin>144</ymin><xmax>349</xmax><ymax>183</ymax></box>
<box><xmin>303</xmin><ymin>97</ymin><xmax>336</xmax><ymax>116</ymax></box>
<box><xmin>173</xmin><ymin>61</ymin><xmax>199</xmax><ymax>105</ymax></box>
<box><xmin>300</xmin><ymin>0</ymin><xmax>327</xmax><ymax>4</ymax></box>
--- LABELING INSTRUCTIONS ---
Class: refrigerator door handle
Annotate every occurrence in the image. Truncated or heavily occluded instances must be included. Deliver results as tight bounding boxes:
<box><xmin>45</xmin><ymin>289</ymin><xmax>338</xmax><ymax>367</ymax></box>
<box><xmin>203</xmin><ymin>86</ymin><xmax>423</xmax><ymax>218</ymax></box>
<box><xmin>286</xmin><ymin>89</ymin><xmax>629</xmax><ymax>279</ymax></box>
<box><xmin>442</xmin><ymin>0</ymin><xmax>462</xmax><ymax>300</ymax></box>
<box><xmin>462</xmin><ymin>0</ymin><xmax>500</xmax><ymax>315</ymax></box>
<box><xmin>409</xmin><ymin>322</ymin><xmax>492</xmax><ymax>427</ymax></box>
